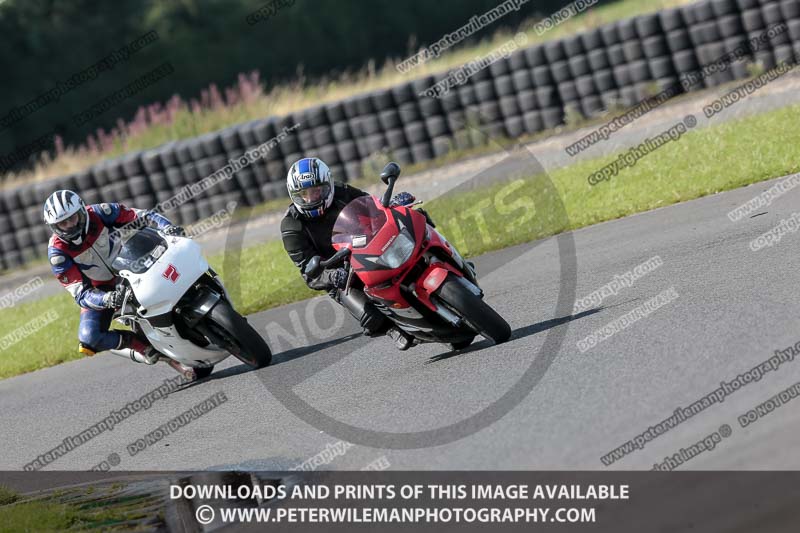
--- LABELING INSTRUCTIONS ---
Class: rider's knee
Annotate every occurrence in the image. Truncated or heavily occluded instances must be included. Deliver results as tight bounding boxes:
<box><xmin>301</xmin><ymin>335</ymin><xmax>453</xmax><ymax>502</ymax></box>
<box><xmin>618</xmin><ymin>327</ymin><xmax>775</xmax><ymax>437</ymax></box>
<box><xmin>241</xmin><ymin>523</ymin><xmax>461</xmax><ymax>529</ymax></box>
<box><xmin>78</xmin><ymin>322</ymin><xmax>104</xmax><ymax>350</ymax></box>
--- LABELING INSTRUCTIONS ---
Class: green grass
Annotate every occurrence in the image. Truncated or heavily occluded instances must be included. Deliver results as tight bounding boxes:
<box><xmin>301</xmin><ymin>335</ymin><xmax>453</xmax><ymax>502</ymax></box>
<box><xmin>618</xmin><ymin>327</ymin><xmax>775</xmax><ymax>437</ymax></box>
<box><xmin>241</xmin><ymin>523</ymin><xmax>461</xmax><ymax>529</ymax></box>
<box><xmin>211</xmin><ymin>239</ymin><xmax>317</xmax><ymax>315</ymax></box>
<box><xmin>4</xmin><ymin>0</ymin><xmax>693</xmax><ymax>187</ymax></box>
<box><xmin>0</xmin><ymin>488</ymin><xmax>145</xmax><ymax>533</ymax></box>
<box><xmin>0</xmin><ymin>501</ymin><xmax>110</xmax><ymax>532</ymax></box>
<box><xmin>433</xmin><ymin>105</ymin><xmax>800</xmax><ymax>258</ymax></box>
<box><xmin>0</xmin><ymin>487</ymin><xmax>18</xmax><ymax>506</ymax></box>
<box><xmin>2</xmin><ymin>103</ymin><xmax>799</xmax><ymax>379</ymax></box>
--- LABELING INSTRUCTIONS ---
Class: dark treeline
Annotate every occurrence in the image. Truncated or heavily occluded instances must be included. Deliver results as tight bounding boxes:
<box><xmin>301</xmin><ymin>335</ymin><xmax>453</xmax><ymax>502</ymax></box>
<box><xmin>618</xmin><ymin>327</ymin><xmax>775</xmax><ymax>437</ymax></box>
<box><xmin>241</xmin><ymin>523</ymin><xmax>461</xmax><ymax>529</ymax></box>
<box><xmin>0</xmin><ymin>0</ymin><xmax>596</xmax><ymax>166</ymax></box>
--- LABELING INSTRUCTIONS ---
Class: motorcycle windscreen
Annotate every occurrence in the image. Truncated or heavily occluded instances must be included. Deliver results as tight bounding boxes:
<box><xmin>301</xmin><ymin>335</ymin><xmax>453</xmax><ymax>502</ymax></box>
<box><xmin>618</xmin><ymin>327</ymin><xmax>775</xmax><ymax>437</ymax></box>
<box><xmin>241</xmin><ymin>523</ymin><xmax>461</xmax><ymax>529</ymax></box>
<box><xmin>332</xmin><ymin>196</ymin><xmax>387</xmax><ymax>247</ymax></box>
<box><xmin>111</xmin><ymin>228</ymin><xmax>168</xmax><ymax>274</ymax></box>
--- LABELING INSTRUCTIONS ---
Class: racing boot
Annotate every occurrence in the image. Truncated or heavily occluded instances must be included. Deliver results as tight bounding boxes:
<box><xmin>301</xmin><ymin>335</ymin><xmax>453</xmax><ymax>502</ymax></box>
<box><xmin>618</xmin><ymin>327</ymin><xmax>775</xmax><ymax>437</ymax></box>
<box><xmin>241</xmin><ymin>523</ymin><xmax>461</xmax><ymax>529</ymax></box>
<box><xmin>386</xmin><ymin>326</ymin><xmax>414</xmax><ymax>351</ymax></box>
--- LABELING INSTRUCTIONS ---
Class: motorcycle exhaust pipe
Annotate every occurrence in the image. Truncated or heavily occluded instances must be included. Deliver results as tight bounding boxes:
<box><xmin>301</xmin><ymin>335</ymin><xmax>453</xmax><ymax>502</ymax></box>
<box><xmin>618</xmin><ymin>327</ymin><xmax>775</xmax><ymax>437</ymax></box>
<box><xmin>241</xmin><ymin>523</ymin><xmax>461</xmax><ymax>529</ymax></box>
<box><xmin>108</xmin><ymin>348</ymin><xmax>156</xmax><ymax>365</ymax></box>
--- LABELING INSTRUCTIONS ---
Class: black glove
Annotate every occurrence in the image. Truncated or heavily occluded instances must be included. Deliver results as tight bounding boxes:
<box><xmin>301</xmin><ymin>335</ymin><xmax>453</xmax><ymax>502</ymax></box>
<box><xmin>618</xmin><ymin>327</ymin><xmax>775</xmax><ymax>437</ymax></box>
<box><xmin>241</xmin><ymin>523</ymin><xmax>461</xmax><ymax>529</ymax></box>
<box><xmin>389</xmin><ymin>192</ymin><xmax>415</xmax><ymax>207</ymax></box>
<box><xmin>325</xmin><ymin>268</ymin><xmax>349</xmax><ymax>290</ymax></box>
<box><xmin>163</xmin><ymin>225</ymin><xmax>186</xmax><ymax>236</ymax></box>
<box><xmin>103</xmin><ymin>290</ymin><xmax>124</xmax><ymax>309</ymax></box>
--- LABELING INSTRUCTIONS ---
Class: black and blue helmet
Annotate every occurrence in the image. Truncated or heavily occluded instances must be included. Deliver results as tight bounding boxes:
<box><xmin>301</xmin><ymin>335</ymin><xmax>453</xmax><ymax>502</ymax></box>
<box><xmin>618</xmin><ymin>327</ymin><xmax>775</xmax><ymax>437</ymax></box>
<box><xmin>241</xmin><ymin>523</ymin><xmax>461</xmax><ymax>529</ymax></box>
<box><xmin>286</xmin><ymin>157</ymin><xmax>334</xmax><ymax>218</ymax></box>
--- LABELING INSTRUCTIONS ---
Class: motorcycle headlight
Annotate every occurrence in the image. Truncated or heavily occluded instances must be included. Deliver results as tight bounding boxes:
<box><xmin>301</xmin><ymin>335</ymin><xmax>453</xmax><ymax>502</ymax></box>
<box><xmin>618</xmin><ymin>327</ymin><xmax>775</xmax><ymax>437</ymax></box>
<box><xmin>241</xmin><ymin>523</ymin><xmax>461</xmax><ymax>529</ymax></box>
<box><xmin>376</xmin><ymin>230</ymin><xmax>415</xmax><ymax>268</ymax></box>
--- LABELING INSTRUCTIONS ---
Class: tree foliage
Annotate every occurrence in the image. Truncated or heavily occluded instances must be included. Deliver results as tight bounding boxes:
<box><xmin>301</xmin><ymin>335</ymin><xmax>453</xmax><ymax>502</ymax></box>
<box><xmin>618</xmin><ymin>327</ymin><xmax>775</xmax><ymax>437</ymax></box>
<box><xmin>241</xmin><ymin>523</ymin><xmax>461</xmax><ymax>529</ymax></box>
<box><xmin>0</xmin><ymin>0</ymin><xmax>583</xmax><ymax>162</ymax></box>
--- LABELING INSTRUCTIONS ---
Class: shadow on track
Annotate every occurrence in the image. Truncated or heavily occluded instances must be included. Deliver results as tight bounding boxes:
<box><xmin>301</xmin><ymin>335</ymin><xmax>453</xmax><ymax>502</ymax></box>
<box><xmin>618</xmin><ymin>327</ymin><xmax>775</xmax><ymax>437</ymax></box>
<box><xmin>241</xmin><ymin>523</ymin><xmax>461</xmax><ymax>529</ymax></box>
<box><xmin>173</xmin><ymin>303</ymin><xmax>619</xmax><ymax>390</ymax></box>
<box><xmin>426</xmin><ymin>307</ymin><xmax>606</xmax><ymax>364</ymax></box>
<box><xmin>176</xmin><ymin>332</ymin><xmax>363</xmax><ymax>390</ymax></box>
<box><xmin>269</xmin><ymin>333</ymin><xmax>363</xmax><ymax>366</ymax></box>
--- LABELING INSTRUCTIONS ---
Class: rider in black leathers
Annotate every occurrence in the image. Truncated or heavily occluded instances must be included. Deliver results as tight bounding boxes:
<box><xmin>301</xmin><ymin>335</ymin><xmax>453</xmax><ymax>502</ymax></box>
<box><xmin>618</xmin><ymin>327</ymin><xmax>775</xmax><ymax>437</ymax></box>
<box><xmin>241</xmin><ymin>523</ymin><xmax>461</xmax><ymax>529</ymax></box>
<box><xmin>280</xmin><ymin>157</ymin><xmax>417</xmax><ymax>350</ymax></box>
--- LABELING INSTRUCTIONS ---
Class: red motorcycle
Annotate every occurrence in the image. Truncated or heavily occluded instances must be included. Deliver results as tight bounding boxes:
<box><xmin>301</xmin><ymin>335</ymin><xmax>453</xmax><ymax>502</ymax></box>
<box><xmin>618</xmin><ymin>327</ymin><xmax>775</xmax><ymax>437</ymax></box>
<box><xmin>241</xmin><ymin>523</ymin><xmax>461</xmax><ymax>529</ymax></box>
<box><xmin>306</xmin><ymin>162</ymin><xmax>511</xmax><ymax>350</ymax></box>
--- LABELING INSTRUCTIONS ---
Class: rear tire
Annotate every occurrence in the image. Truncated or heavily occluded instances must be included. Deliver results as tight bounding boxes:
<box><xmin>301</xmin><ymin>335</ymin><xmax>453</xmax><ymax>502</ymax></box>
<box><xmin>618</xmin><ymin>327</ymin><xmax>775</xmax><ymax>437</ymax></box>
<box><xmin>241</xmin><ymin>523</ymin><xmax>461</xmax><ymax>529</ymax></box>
<box><xmin>436</xmin><ymin>275</ymin><xmax>511</xmax><ymax>345</ymax></box>
<box><xmin>205</xmin><ymin>301</ymin><xmax>272</xmax><ymax>368</ymax></box>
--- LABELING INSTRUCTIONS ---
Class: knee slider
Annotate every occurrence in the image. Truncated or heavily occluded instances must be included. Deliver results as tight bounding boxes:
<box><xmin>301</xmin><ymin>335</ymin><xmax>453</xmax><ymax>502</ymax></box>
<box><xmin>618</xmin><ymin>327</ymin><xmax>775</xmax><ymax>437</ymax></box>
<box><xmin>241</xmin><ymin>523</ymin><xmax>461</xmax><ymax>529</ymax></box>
<box><xmin>78</xmin><ymin>343</ymin><xmax>97</xmax><ymax>356</ymax></box>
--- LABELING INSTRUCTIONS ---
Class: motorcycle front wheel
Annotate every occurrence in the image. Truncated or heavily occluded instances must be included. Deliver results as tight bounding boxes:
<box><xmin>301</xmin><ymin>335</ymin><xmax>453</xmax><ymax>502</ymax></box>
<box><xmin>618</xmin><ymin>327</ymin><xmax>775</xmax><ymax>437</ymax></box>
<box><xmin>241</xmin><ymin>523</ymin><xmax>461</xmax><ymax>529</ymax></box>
<box><xmin>435</xmin><ymin>274</ymin><xmax>511</xmax><ymax>345</ymax></box>
<box><xmin>204</xmin><ymin>301</ymin><xmax>272</xmax><ymax>368</ymax></box>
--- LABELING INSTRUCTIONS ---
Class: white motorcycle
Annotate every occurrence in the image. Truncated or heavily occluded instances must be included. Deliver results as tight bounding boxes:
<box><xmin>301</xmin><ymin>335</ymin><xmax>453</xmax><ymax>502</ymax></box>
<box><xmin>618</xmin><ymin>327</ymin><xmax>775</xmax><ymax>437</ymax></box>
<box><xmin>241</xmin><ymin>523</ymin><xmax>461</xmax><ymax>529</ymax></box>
<box><xmin>107</xmin><ymin>227</ymin><xmax>271</xmax><ymax>378</ymax></box>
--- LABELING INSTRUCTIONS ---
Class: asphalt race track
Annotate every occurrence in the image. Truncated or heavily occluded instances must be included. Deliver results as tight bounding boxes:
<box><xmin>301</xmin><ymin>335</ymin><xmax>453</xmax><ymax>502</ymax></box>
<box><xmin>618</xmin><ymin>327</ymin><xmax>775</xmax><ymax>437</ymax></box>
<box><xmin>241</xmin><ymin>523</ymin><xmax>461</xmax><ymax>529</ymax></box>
<box><xmin>2</xmin><ymin>171</ymin><xmax>800</xmax><ymax>472</ymax></box>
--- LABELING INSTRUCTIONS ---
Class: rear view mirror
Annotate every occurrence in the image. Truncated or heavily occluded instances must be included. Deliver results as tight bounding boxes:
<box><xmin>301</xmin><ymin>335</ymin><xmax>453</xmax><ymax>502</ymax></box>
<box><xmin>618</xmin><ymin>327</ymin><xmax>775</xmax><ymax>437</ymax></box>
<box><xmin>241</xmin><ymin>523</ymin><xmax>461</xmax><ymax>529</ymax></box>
<box><xmin>380</xmin><ymin>162</ymin><xmax>401</xmax><ymax>184</ymax></box>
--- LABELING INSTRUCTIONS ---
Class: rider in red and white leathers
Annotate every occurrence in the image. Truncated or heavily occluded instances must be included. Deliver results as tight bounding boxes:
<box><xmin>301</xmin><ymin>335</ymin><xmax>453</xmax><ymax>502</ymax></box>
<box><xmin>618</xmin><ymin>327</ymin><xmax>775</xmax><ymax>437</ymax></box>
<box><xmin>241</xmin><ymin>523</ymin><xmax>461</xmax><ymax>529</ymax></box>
<box><xmin>44</xmin><ymin>189</ymin><xmax>183</xmax><ymax>359</ymax></box>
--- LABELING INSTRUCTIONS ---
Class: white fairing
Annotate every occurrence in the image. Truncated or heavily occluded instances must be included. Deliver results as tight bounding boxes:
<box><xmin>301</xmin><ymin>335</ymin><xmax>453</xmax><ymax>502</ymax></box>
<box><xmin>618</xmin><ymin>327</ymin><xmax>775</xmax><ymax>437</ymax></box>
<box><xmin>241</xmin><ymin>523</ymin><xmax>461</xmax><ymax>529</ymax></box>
<box><xmin>117</xmin><ymin>235</ymin><xmax>230</xmax><ymax>366</ymax></box>
<box><xmin>125</xmin><ymin>237</ymin><xmax>208</xmax><ymax>315</ymax></box>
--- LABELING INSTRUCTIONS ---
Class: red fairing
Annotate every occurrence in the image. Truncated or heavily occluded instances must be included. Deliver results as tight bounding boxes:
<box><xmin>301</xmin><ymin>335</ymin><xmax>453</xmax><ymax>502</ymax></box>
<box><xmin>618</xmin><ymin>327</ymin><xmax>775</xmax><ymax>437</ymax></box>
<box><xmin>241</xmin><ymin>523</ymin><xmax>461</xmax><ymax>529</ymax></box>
<box><xmin>334</xmin><ymin>198</ymin><xmax>429</xmax><ymax>287</ymax></box>
<box><xmin>332</xmin><ymin>195</ymin><xmax>464</xmax><ymax>312</ymax></box>
<box><xmin>366</xmin><ymin>283</ymin><xmax>410</xmax><ymax>310</ymax></box>
<box><xmin>423</xmin><ymin>223</ymin><xmax>454</xmax><ymax>256</ymax></box>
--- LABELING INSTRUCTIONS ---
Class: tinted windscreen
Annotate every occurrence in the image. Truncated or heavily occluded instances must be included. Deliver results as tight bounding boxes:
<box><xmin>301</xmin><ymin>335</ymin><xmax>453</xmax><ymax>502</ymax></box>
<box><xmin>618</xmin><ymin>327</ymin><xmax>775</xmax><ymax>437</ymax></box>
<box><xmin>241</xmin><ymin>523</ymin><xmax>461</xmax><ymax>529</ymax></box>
<box><xmin>332</xmin><ymin>196</ymin><xmax>387</xmax><ymax>247</ymax></box>
<box><xmin>111</xmin><ymin>228</ymin><xmax>167</xmax><ymax>274</ymax></box>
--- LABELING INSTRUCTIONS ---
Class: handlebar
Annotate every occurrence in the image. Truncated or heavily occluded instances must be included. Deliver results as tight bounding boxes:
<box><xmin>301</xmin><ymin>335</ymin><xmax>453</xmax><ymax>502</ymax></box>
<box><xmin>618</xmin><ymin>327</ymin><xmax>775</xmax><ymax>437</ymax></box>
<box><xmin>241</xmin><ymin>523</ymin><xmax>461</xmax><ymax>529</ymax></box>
<box><xmin>304</xmin><ymin>247</ymin><xmax>352</xmax><ymax>278</ymax></box>
<box><xmin>112</xmin><ymin>283</ymin><xmax>132</xmax><ymax>320</ymax></box>
<box><xmin>322</xmin><ymin>247</ymin><xmax>352</xmax><ymax>267</ymax></box>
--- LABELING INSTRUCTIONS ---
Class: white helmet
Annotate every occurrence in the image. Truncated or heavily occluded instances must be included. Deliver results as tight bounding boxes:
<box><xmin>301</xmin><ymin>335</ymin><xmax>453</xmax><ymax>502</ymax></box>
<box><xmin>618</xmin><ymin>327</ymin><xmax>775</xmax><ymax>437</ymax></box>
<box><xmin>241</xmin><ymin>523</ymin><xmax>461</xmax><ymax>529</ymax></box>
<box><xmin>43</xmin><ymin>190</ymin><xmax>89</xmax><ymax>244</ymax></box>
<box><xmin>286</xmin><ymin>157</ymin><xmax>334</xmax><ymax>218</ymax></box>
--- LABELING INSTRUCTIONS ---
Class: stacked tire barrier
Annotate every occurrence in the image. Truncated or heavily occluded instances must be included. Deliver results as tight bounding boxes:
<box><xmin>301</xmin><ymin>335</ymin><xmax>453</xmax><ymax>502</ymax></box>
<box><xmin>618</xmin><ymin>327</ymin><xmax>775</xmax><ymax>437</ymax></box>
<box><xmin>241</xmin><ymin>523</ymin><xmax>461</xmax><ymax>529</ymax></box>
<box><xmin>1</xmin><ymin>0</ymin><xmax>799</xmax><ymax>271</ymax></box>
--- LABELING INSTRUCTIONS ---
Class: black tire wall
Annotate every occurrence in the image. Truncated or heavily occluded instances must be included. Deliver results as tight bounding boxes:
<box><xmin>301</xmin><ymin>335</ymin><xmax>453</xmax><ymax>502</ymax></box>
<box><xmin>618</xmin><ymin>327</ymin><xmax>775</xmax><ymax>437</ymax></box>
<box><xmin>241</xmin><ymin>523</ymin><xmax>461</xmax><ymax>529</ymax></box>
<box><xmin>2</xmin><ymin>0</ymin><xmax>799</xmax><ymax>269</ymax></box>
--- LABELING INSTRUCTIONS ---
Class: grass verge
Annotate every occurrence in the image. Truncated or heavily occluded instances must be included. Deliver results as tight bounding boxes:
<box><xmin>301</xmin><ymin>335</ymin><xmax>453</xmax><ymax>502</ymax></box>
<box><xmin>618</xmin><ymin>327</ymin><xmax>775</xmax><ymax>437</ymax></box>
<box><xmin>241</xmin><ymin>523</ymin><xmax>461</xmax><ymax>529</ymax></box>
<box><xmin>0</xmin><ymin>485</ymin><xmax>153</xmax><ymax>532</ymax></box>
<box><xmin>0</xmin><ymin>500</ymin><xmax>126</xmax><ymax>532</ymax></box>
<box><xmin>0</xmin><ymin>486</ymin><xmax>18</xmax><ymax>506</ymax></box>
<box><xmin>1</xmin><ymin>103</ymin><xmax>798</xmax><ymax>379</ymax></box>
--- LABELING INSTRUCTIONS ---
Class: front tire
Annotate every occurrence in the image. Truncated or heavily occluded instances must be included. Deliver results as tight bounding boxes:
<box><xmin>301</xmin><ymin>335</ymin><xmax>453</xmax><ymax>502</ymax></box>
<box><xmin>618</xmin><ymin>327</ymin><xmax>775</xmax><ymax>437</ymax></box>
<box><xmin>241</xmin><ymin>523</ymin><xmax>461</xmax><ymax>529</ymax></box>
<box><xmin>205</xmin><ymin>301</ymin><xmax>272</xmax><ymax>368</ymax></box>
<box><xmin>194</xmin><ymin>365</ymin><xmax>214</xmax><ymax>379</ymax></box>
<box><xmin>450</xmin><ymin>336</ymin><xmax>476</xmax><ymax>351</ymax></box>
<box><xmin>436</xmin><ymin>275</ymin><xmax>511</xmax><ymax>345</ymax></box>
